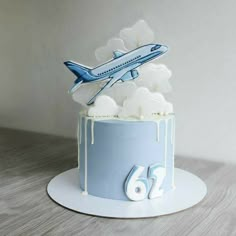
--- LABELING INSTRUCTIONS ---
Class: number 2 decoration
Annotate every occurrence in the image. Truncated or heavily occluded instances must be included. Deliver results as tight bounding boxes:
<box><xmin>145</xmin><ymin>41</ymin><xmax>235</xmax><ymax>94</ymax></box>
<box><xmin>148</xmin><ymin>163</ymin><xmax>166</xmax><ymax>199</ymax></box>
<box><xmin>124</xmin><ymin>164</ymin><xmax>166</xmax><ymax>201</ymax></box>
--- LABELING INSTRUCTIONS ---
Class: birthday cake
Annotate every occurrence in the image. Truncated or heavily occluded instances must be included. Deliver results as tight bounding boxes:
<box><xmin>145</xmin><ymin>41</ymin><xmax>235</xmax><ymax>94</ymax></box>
<box><xmin>65</xmin><ymin>20</ymin><xmax>175</xmax><ymax>202</ymax></box>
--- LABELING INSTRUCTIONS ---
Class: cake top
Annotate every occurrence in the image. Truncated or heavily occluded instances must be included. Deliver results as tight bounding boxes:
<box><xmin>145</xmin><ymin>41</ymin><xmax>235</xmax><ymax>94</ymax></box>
<box><xmin>64</xmin><ymin>20</ymin><xmax>173</xmax><ymax>120</ymax></box>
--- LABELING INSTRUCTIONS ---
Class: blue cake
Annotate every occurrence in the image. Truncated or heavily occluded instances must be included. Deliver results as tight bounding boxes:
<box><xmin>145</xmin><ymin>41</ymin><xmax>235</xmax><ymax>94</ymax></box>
<box><xmin>63</xmin><ymin>21</ymin><xmax>175</xmax><ymax>202</ymax></box>
<box><xmin>78</xmin><ymin>114</ymin><xmax>175</xmax><ymax>201</ymax></box>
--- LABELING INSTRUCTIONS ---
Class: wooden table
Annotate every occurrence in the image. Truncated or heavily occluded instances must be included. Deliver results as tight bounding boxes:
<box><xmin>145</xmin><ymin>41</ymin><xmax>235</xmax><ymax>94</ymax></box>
<box><xmin>0</xmin><ymin>127</ymin><xmax>235</xmax><ymax>236</ymax></box>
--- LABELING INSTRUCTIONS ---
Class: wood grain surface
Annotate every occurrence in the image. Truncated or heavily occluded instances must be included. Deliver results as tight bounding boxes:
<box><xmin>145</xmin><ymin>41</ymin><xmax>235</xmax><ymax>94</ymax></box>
<box><xmin>0</xmin><ymin>127</ymin><xmax>235</xmax><ymax>236</ymax></box>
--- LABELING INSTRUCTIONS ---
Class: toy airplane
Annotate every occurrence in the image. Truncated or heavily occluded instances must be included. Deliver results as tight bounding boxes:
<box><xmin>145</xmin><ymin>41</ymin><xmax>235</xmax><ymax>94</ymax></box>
<box><xmin>64</xmin><ymin>44</ymin><xmax>168</xmax><ymax>105</ymax></box>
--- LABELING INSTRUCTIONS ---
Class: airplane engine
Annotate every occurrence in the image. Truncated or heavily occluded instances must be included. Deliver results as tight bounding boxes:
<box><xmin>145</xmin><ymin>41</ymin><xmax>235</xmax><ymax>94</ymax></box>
<box><xmin>121</xmin><ymin>70</ymin><xmax>139</xmax><ymax>82</ymax></box>
<box><xmin>131</xmin><ymin>69</ymin><xmax>139</xmax><ymax>79</ymax></box>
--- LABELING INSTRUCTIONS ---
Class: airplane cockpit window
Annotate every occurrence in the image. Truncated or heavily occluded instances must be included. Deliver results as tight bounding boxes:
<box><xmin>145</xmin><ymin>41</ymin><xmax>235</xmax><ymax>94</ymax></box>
<box><xmin>151</xmin><ymin>45</ymin><xmax>161</xmax><ymax>51</ymax></box>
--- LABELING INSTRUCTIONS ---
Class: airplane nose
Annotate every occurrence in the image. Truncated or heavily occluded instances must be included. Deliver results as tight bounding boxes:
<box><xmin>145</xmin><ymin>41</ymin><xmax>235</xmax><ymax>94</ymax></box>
<box><xmin>160</xmin><ymin>45</ymin><xmax>168</xmax><ymax>53</ymax></box>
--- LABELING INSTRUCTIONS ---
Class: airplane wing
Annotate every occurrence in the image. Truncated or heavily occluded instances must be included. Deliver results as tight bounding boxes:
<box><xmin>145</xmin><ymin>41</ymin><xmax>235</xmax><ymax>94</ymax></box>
<box><xmin>87</xmin><ymin>72</ymin><xmax>124</xmax><ymax>105</ymax></box>
<box><xmin>87</xmin><ymin>63</ymin><xmax>140</xmax><ymax>105</ymax></box>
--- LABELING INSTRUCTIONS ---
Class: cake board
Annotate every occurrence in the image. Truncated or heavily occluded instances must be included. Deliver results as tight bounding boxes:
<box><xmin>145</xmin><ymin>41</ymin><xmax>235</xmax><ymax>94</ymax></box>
<box><xmin>47</xmin><ymin>168</ymin><xmax>207</xmax><ymax>218</ymax></box>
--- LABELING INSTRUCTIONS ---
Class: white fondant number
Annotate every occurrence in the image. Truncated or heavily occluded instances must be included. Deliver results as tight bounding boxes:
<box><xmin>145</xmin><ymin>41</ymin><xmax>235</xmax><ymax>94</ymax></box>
<box><xmin>148</xmin><ymin>164</ymin><xmax>166</xmax><ymax>199</ymax></box>
<box><xmin>125</xmin><ymin>164</ymin><xmax>166</xmax><ymax>201</ymax></box>
<box><xmin>124</xmin><ymin>165</ymin><xmax>149</xmax><ymax>201</ymax></box>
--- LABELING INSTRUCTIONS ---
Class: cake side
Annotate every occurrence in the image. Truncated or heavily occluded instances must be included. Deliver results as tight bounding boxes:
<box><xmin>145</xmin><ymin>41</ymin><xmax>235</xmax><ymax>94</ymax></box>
<box><xmin>78</xmin><ymin>114</ymin><xmax>175</xmax><ymax>201</ymax></box>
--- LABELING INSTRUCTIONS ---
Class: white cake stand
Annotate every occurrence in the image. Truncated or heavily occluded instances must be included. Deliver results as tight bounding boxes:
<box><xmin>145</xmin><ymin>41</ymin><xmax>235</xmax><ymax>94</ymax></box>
<box><xmin>47</xmin><ymin>168</ymin><xmax>207</xmax><ymax>218</ymax></box>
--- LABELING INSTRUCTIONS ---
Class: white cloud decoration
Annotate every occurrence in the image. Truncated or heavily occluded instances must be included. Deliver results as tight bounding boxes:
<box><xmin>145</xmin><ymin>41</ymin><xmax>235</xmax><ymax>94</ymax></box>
<box><xmin>119</xmin><ymin>20</ymin><xmax>155</xmax><ymax>50</ymax></box>
<box><xmin>88</xmin><ymin>95</ymin><xmax>121</xmax><ymax>117</ymax></box>
<box><xmin>95</xmin><ymin>38</ymin><xmax>127</xmax><ymax>62</ymax></box>
<box><xmin>135</xmin><ymin>63</ymin><xmax>172</xmax><ymax>93</ymax></box>
<box><xmin>118</xmin><ymin>87</ymin><xmax>173</xmax><ymax>119</ymax></box>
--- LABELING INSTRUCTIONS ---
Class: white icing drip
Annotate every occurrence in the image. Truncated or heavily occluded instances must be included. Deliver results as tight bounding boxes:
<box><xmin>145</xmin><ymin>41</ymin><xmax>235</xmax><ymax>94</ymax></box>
<box><xmin>79</xmin><ymin>115</ymin><xmax>83</xmax><ymax>144</ymax></box>
<box><xmin>171</xmin><ymin>117</ymin><xmax>175</xmax><ymax>188</ymax></box>
<box><xmin>171</xmin><ymin>117</ymin><xmax>175</xmax><ymax>145</ymax></box>
<box><xmin>164</xmin><ymin>119</ymin><xmax>168</xmax><ymax>168</ymax></box>
<box><xmin>155</xmin><ymin>120</ymin><xmax>160</xmax><ymax>142</ymax></box>
<box><xmin>91</xmin><ymin>119</ymin><xmax>95</xmax><ymax>144</ymax></box>
<box><xmin>77</xmin><ymin>118</ymin><xmax>80</xmax><ymax>169</ymax></box>
<box><xmin>83</xmin><ymin>118</ymin><xmax>88</xmax><ymax>195</ymax></box>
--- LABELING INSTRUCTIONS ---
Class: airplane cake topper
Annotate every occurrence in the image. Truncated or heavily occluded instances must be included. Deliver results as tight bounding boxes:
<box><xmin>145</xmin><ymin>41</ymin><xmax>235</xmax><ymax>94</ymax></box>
<box><xmin>64</xmin><ymin>43</ymin><xmax>168</xmax><ymax>105</ymax></box>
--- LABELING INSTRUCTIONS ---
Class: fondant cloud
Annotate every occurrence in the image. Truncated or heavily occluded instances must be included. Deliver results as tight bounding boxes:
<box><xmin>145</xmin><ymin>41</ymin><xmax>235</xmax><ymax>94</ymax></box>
<box><xmin>119</xmin><ymin>87</ymin><xmax>173</xmax><ymax>119</ymax></box>
<box><xmin>120</xmin><ymin>20</ymin><xmax>155</xmax><ymax>50</ymax></box>
<box><xmin>95</xmin><ymin>38</ymin><xmax>127</xmax><ymax>62</ymax></box>
<box><xmin>135</xmin><ymin>63</ymin><xmax>172</xmax><ymax>93</ymax></box>
<box><xmin>88</xmin><ymin>95</ymin><xmax>121</xmax><ymax>117</ymax></box>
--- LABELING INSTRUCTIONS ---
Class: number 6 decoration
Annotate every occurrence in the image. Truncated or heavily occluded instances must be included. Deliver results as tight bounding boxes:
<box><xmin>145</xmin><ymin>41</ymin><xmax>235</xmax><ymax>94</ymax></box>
<box><xmin>124</xmin><ymin>163</ymin><xmax>166</xmax><ymax>201</ymax></box>
<box><xmin>124</xmin><ymin>165</ymin><xmax>149</xmax><ymax>201</ymax></box>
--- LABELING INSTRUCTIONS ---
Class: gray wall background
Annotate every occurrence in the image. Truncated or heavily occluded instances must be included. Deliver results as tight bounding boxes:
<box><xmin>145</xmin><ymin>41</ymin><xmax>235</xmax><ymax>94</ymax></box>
<box><xmin>0</xmin><ymin>0</ymin><xmax>235</xmax><ymax>163</ymax></box>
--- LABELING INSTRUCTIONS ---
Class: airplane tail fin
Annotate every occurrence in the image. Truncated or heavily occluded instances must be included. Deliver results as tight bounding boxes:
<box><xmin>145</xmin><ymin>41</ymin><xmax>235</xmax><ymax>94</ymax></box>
<box><xmin>64</xmin><ymin>61</ymin><xmax>91</xmax><ymax>93</ymax></box>
<box><xmin>64</xmin><ymin>61</ymin><xmax>90</xmax><ymax>79</ymax></box>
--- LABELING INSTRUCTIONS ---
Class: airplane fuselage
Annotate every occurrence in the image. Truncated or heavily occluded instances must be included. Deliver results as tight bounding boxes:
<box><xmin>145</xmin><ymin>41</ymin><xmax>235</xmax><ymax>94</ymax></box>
<box><xmin>86</xmin><ymin>44</ymin><xmax>167</xmax><ymax>82</ymax></box>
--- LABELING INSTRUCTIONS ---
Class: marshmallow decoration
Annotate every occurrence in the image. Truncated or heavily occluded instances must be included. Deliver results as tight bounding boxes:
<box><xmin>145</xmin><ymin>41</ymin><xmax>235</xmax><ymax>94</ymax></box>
<box><xmin>95</xmin><ymin>38</ymin><xmax>127</xmax><ymax>62</ymax></box>
<box><xmin>88</xmin><ymin>95</ymin><xmax>121</xmax><ymax>117</ymax></box>
<box><xmin>120</xmin><ymin>20</ymin><xmax>155</xmax><ymax>50</ymax></box>
<box><xmin>119</xmin><ymin>87</ymin><xmax>173</xmax><ymax>119</ymax></box>
<box><xmin>136</xmin><ymin>63</ymin><xmax>172</xmax><ymax>93</ymax></box>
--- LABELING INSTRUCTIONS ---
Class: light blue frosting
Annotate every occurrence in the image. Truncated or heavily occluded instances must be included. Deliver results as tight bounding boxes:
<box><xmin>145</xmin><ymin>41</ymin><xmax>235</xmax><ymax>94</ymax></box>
<box><xmin>79</xmin><ymin>116</ymin><xmax>175</xmax><ymax>201</ymax></box>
